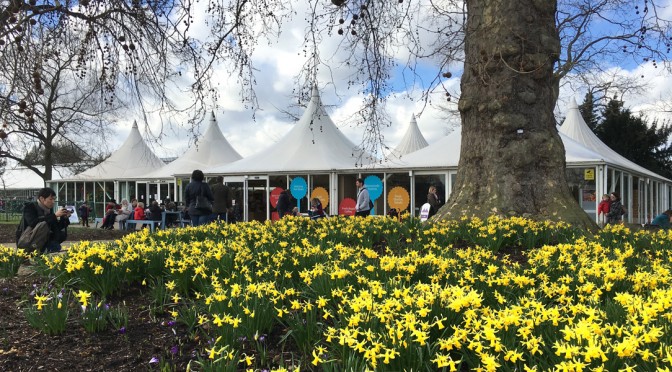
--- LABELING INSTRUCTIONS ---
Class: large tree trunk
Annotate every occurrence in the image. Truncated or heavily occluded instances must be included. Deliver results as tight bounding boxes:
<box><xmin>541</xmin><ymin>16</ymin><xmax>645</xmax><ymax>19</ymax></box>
<box><xmin>436</xmin><ymin>0</ymin><xmax>594</xmax><ymax>228</ymax></box>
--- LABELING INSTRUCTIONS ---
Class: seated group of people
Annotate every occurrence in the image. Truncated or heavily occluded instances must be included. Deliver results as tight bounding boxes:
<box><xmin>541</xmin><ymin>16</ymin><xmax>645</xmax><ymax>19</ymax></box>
<box><xmin>97</xmin><ymin>198</ymin><xmax>178</xmax><ymax>230</ymax></box>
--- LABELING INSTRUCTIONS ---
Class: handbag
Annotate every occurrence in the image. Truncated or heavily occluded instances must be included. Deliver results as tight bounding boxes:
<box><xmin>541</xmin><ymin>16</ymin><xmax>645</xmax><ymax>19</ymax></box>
<box><xmin>195</xmin><ymin>184</ymin><xmax>212</xmax><ymax>214</ymax></box>
<box><xmin>17</xmin><ymin>221</ymin><xmax>51</xmax><ymax>253</ymax></box>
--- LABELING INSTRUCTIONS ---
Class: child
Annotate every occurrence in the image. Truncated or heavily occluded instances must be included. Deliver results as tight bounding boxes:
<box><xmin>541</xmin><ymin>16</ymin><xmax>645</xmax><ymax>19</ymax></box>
<box><xmin>78</xmin><ymin>202</ymin><xmax>90</xmax><ymax>227</ymax></box>
<box><xmin>597</xmin><ymin>194</ymin><xmax>610</xmax><ymax>226</ymax></box>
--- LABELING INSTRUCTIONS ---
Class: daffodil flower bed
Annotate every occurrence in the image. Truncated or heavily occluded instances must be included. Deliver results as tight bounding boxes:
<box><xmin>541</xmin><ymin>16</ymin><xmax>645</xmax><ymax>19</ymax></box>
<box><xmin>5</xmin><ymin>216</ymin><xmax>672</xmax><ymax>371</ymax></box>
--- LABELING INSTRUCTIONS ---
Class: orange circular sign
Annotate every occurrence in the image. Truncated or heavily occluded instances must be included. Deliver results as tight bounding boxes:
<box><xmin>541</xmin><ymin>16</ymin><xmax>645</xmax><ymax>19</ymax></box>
<box><xmin>388</xmin><ymin>186</ymin><xmax>410</xmax><ymax>211</ymax></box>
<box><xmin>311</xmin><ymin>187</ymin><xmax>329</xmax><ymax>208</ymax></box>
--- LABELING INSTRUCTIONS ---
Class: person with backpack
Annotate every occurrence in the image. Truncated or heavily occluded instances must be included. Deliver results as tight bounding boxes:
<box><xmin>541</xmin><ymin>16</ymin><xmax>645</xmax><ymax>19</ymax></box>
<box><xmin>355</xmin><ymin>177</ymin><xmax>371</xmax><ymax>217</ymax></box>
<box><xmin>15</xmin><ymin>187</ymin><xmax>70</xmax><ymax>253</ymax></box>
<box><xmin>606</xmin><ymin>192</ymin><xmax>625</xmax><ymax>225</ymax></box>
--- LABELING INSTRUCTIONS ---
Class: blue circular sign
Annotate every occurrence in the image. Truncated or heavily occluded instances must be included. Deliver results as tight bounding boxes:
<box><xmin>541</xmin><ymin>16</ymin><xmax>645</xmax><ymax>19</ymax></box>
<box><xmin>364</xmin><ymin>175</ymin><xmax>383</xmax><ymax>201</ymax></box>
<box><xmin>290</xmin><ymin>177</ymin><xmax>307</xmax><ymax>199</ymax></box>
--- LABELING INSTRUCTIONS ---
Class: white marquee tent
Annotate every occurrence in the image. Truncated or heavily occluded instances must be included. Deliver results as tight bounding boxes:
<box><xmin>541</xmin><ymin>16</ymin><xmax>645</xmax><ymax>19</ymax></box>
<box><xmin>559</xmin><ymin>98</ymin><xmax>670</xmax><ymax>181</ymax></box>
<box><xmin>67</xmin><ymin>121</ymin><xmax>166</xmax><ymax>180</ymax></box>
<box><xmin>391</xmin><ymin>115</ymin><xmax>429</xmax><ymax>157</ymax></box>
<box><xmin>147</xmin><ymin>112</ymin><xmax>242</xmax><ymax>179</ymax></box>
<box><xmin>206</xmin><ymin>86</ymin><xmax>368</xmax><ymax>175</ymax></box>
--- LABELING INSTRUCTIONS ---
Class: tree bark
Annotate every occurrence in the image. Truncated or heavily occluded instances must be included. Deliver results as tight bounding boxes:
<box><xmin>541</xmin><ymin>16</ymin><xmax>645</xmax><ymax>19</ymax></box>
<box><xmin>437</xmin><ymin>0</ymin><xmax>594</xmax><ymax>228</ymax></box>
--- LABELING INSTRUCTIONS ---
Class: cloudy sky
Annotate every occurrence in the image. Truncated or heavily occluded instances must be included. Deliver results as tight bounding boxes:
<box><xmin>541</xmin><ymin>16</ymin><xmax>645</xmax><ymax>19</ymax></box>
<box><xmin>107</xmin><ymin>1</ymin><xmax>672</xmax><ymax>160</ymax></box>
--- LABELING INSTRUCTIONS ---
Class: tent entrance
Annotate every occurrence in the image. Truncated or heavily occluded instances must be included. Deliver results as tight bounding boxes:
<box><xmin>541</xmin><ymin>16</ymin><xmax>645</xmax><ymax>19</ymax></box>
<box><xmin>223</xmin><ymin>176</ymin><xmax>269</xmax><ymax>223</ymax></box>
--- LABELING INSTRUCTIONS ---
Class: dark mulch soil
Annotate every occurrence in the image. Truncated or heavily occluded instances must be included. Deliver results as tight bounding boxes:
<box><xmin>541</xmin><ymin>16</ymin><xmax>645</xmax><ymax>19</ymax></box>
<box><xmin>0</xmin><ymin>223</ymin><xmax>201</xmax><ymax>371</ymax></box>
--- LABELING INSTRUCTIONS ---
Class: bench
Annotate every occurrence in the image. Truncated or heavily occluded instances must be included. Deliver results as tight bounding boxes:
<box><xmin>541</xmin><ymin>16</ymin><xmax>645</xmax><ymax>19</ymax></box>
<box><xmin>125</xmin><ymin>219</ymin><xmax>158</xmax><ymax>233</ymax></box>
<box><xmin>161</xmin><ymin>211</ymin><xmax>191</xmax><ymax>228</ymax></box>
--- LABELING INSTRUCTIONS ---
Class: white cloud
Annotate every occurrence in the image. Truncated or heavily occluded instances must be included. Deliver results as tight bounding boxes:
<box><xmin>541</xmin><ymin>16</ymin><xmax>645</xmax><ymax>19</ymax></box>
<box><xmin>101</xmin><ymin>1</ymin><xmax>672</xmax><ymax>164</ymax></box>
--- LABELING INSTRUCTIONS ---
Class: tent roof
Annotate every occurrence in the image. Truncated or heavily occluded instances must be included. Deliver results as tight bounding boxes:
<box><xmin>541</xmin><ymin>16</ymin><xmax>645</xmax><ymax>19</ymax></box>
<box><xmin>68</xmin><ymin>121</ymin><xmax>165</xmax><ymax>180</ymax></box>
<box><xmin>205</xmin><ymin>86</ymin><xmax>367</xmax><ymax>174</ymax></box>
<box><xmin>391</xmin><ymin>115</ymin><xmax>429</xmax><ymax>157</ymax></box>
<box><xmin>559</xmin><ymin>98</ymin><xmax>670</xmax><ymax>181</ymax></box>
<box><xmin>147</xmin><ymin>112</ymin><xmax>242</xmax><ymax>178</ymax></box>
<box><xmin>377</xmin><ymin>127</ymin><xmax>606</xmax><ymax>170</ymax></box>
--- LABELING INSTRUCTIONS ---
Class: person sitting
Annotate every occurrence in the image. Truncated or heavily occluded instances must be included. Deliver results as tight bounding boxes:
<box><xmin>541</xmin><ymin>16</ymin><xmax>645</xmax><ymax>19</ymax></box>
<box><xmin>15</xmin><ymin>187</ymin><xmax>70</xmax><ymax>253</ymax></box>
<box><xmin>308</xmin><ymin>198</ymin><xmax>326</xmax><ymax>220</ymax></box>
<box><xmin>650</xmin><ymin>210</ymin><xmax>672</xmax><ymax>229</ymax></box>
<box><xmin>134</xmin><ymin>201</ymin><xmax>146</xmax><ymax>229</ymax></box>
<box><xmin>149</xmin><ymin>200</ymin><xmax>163</xmax><ymax>227</ymax></box>
<box><xmin>163</xmin><ymin>198</ymin><xmax>178</xmax><ymax>227</ymax></box>
<box><xmin>115</xmin><ymin>199</ymin><xmax>132</xmax><ymax>229</ymax></box>
<box><xmin>101</xmin><ymin>200</ymin><xmax>119</xmax><ymax>230</ymax></box>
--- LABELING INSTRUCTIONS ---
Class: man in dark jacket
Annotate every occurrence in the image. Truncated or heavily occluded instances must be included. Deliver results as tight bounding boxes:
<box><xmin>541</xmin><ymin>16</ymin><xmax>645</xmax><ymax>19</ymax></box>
<box><xmin>16</xmin><ymin>187</ymin><xmax>70</xmax><ymax>253</ymax></box>
<box><xmin>210</xmin><ymin>176</ymin><xmax>232</xmax><ymax>222</ymax></box>
<box><xmin>276</xmin><ymin>190</ymin><xmax>291</xmax><ymax>218</ymax></box>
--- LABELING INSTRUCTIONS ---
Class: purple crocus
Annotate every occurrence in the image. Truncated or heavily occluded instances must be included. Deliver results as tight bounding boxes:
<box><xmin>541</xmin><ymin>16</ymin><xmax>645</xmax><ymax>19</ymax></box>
<box><xmin>149</xmin><ymin>356</ymin><xmax>159</xmax><ymax>364</ymax></box>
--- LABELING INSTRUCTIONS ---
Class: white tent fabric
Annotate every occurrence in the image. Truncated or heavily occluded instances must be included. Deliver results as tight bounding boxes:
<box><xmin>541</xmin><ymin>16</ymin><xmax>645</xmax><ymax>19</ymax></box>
<box><xmin>378</xmin><ymin>127</ymin><xmax>605</xmax><ymax>169</ymax></box>
<box><xmin>206</xmin><ymin>86</ymin><xmax>367</xmax><ymax>174</ymax></box>
<box><xmin>147</xmin><ymin>112</ymin><xmax>242</xmax><ymax>178</ymax></box>
<box><xmin>391</xmin><ymin>115</ymin><xmax>429</xmax><ymax>157</ymax></box>
<box><xmin>0</xmin><ymin>164</ymin><xmax>73</xmax><ymax>189</ymax></box>
<box><xmin>68</xmin><ymin>121</ymin><xmax>165</xmax><ymax>180</ymax></box>
<box><xmin>559</xmin><ymin>98</ymin><xmax>670</xmax><ymax>181</ymax></box>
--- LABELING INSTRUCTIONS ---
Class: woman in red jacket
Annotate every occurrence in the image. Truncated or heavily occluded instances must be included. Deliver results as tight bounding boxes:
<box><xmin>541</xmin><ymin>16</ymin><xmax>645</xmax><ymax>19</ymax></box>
<box><xmin>597</xmin><ymin>194</ymin><xmax>610</xmax><ymax>227</ymax></box>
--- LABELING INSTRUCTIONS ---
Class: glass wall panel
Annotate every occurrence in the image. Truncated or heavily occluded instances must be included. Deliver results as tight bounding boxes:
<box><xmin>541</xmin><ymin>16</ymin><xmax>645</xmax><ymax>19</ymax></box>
<box><xmin>288</xmin><ymin>175</ymin><xmax>309</xmax><ymax>213</ymax></box>
<box><xmin>309</xmin><ymin>174</ymin><xmax>330</xmax><ymax>212</ymax></box>
<box><xmin>269</xmin><ymin>175</ymin><xmax>287</xmax><ymax>220</ymax></box>
<box><xmin>565</xmin><ymin>168</ymin><xmax>597</xmax><ymax>221</ymax></box>
<box><xmin>65</xmin><ymin>183</ymin><xmax>75</xmax><ymax>205</ymax></box>
<box><xmin>337</xmin><ymin>174</ymin><xmax>358</xmax><ymax>215</ymax></box>
<box><xmin>247</xmin><ymin>178</ymin><xmax>268</xmax><ymax>222</ymax></box>
<box><xmin>360</xmin><ymin>173</ymin><xmax>384</xmax><ymax>215</ymax></box>
<box><xmin>386</xmin><ymin>173</ymin><xmax>411</xmax><ymax>215</ymax></box>
<box><xmin>414</xmin><ymin>174</ymin><xmax>447</xmax><ymax>216</ymax></box>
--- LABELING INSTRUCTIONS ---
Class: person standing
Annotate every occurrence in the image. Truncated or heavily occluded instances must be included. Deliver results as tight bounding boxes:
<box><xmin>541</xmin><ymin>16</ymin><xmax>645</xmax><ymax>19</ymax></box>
<box><xmin>210</xmin><ymin>176</ymin><xmax>232</xmax><ymax>222</ymax></box>
<box><xmin>355</xmin><ymin>178</ymin><xmax>371</xmax><ymax>217</ymax></box>
<box><xmin>597</xmin><ymin>194</ymin><xmax>611</xmax><ymax>227</ymax></box>
<box><xmin>15</xmin><ymin>187</ymin><xmax>70</xmax><ymax>253</ymax></box>
<box><xmin>78</xmin><ymin>201</ymin><xmax>91</xmax><ymax>227</ymax></box>
<box><xmin>427</xmin><ymin>185</ymin><xmax>442</xmax><ymax>218</ymax></box>
<box><xmin>276</xmin><ymin>189</ymin><xmax>291</xmax><ymax>218</ymax></box>
<box><xmin>606</xmin><ymin>192</ymin><xmax>624</xmax><ymax>225</ymax></box>
<box><xmin>184</xmin><ymin>169</ymin><xmax>214</xmax><ymax>226</ymax></box>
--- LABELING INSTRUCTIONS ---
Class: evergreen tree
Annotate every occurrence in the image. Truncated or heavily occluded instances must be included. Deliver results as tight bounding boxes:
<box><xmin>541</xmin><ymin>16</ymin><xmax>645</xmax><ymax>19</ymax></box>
<box><xmin>595</xmin><ymin>98</ymin><xmax>672</xmax><ymax>179</ymax></box>
<box><xmin>579</xmin><ymin>92</ymin><xmax>599</xmax><ymax>131</ymax></box>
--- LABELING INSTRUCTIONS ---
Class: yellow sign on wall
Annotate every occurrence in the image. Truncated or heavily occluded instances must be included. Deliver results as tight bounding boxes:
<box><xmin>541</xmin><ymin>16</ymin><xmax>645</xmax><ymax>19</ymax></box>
<box><xmin>311</xmin><ymin>187</ymin><xmax>329</xmax><ymax>208</ymax></box>
<box><xmin>388</xmin><ymin>186</ymin><xmax>410</xmax><ymax>211</ymax></box>
<box><xmin>584</xmin><ymin>169</ymin><xmax>595</xmax><ymax>181</ymax></box>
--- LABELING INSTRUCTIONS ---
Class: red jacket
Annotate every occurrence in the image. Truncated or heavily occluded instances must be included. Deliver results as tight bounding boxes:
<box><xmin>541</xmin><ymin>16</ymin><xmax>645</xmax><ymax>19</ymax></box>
<box><xmin>598</xmin><ymin>200</ymin><xmax>610</xmax><ymax>215</ymax></box>
<box><xmin>134</xmin><ymin>206</ymin><xmax>146</xmax><ymax>220</ymax></box>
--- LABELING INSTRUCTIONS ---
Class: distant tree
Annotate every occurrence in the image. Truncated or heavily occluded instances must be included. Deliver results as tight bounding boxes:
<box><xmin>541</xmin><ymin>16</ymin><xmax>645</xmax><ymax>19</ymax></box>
<box><xmin>595</xmin><ymin>98</ymin><xmax>672</xmax><ymax>179</ymax></box>
<box><xmin>579</xmin><ymin>92</ymin><xmax>599</xmax><ymax>131</ymax></box>
<box><xmin>24</xmin><ymin>143</ymin><xmax>88</xmax><ymax>166</ymax></box>
<box><xmin>0</xmin><ymin>21</ymin><xmax>118</xmax><ymax>182</ymax></box>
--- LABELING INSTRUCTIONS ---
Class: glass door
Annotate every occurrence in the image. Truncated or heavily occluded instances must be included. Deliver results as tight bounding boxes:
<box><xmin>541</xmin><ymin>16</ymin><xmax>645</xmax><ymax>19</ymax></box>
<box><xmin>222</xmin><ymin>176</ymin><xmax>270</xmax><ymax>222</ymax></box>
